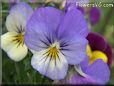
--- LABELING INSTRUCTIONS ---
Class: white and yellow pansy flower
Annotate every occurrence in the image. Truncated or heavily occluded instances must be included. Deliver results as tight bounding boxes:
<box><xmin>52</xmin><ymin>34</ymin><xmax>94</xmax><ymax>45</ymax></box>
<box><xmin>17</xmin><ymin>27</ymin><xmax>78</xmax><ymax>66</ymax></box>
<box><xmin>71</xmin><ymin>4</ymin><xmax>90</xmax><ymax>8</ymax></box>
<box><xmin>1</xmin><ymin>2</ymin><xmax>33</xmax><ymax>62</ymax></box>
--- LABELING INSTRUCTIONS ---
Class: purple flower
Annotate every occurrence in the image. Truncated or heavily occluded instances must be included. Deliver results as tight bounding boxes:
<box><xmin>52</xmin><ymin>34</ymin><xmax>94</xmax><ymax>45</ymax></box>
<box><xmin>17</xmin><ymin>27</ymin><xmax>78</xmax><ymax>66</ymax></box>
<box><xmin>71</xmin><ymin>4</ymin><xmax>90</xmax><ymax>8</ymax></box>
<box><xmin>68</xmin><ymin>57</ymin><xmax>110</xmax><ymax>84</ymax></box>
<box><xmin>89</xmin><ymin>7</ymin><xmax>101</xmax><ymax>25</ymax></box>
<box><xmin>25</xmin><ymin>7</ymin><xmax>89</xmax><ymax>80</ymax></box>
<box><xmin>56</xmin><ymin>32</ymin><xmax>111</xmax><ymax>84</ymax></box>
<box><xmin>87</xmin><ymin>32</ymin><xmax>112</xmax><ymax>66</ymax></box>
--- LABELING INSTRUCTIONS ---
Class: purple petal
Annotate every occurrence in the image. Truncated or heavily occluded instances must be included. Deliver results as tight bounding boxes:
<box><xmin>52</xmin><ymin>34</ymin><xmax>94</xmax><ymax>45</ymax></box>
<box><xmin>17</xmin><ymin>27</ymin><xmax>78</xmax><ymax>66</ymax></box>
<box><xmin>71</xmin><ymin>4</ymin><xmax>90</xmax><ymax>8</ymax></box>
<box><xmin>56</xmin><ymin>8</ymin><xmax>89</xmax><ymax>65</ymax></box>
<box><xmin>69</xmin><ymin>74</ymin><xmax>96</xmax><ymax>84</ymax></box>
<box><xmin>87</xmin><ymin>32</ymin><xmax>107</xmax><ymax>51</ymax></box>
<box><xmin>9</xmin><ymin>2</ymin><xmax>33</xmax><ymax>17</ymax></box>
<box><xmin>80</xmin><ymin>56</ymin><xmax>89</xmax><ymax>71</ymax></box>
<box><xmin>77</xmin><ymin>6</ymin><xmax>85</xmax><ymax>14</ymax></box>
<box><xmin>65</xmin><ymin>0</ymin><xmax>89</xmax><ymax>12</ymax></box>
<box><xmin>66</xmin><ymin>0</ymin><xmax>90</xmax><ymax>6</ymax></box>
<box><xmin>57</xmin><ymin>8</ymin><xmax>89</xmax><ymax>39</ymax></box>
<box><xmin>6</xmin><ymin>2</ymin><xmax>33</xmax><ymax>32</ymax></box>
<box><xmin>83</xmin><ymin>59</ymin><xmax>110</xmax><ymax>84</ymax></box>
<box><xmin>65</xmin><ymin>5</ymin><xmax>85</xmax><ymax>14</ymax></box>
<box><xmin>89</xmin><ymin>7</ymin><xmax>101</xmax><ymax>25</ymax></box>
<box><xmin>9</xmin><ymin>0</ymin><xmax>20</xmax><ymax>8</ymax></box>
<box><xmin>104</xmin><ymin>44</ymin><xmax>112</xmax><ymax>66</ymax></box>
<box><xmin>29</xmin><ymin>7</ymin><xmax>63</xmax><ymax>31</ymax></box>
<box><xmin>61</xmin><ymin>57</ymin><xmax>110</xmax><ymax>84</ymax></box>
<box><xmin>24</xmin><ymin>7</ymin><xmax>63</xmax><ymax>51</ymax></box>
<box><xmin>64</xmin><ymin>2</ymin><xmax>76</xmax><ymax>12</ymax></box>
<box><xmin>60</xmin><ymin>35</ymin><xmax>88</xmax><ymax>64</ymax></box>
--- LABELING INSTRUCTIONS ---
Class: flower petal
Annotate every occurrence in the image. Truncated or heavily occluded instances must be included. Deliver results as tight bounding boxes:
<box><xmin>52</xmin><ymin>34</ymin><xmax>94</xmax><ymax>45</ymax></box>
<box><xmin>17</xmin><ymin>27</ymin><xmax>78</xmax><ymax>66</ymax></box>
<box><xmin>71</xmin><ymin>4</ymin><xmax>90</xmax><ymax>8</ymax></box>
<box><xmin>31</xmin><ymin>50</ymin><xmax>68</xmax><ymax>80</ymax></box>
<box><xmin>80</xmin><ymin>57</ymin><xmax>89</xmax><ymax>72</ymax></box>
<box><xmin>77</xmin><ymin>6</ymin><xmax>85</xmax><ymax>14</ymax></box>
<box><xmin>57</xmin><ymin>7</ymin><xmax>89</xmax><ymax>38</ymax></box>
<box><xmin>1</xmin><ymin>32</ymin><xmax>28</xmax><ymax>61</ymax></box>
<box><xmin>7</xmin><ymin>44</ymin><xmax>28</xmax><ymax>62</ymax></box>
<box><xmin>65</xmin><ymin>0</ymin><xmax>89</xmax><ymax>12</ymax></box>
<box><xmin>90</xmin><ymin>50</ymin><xmax>108</xmax><ymax>64</ymax></box>
<box><xmin>69</xmin><ymin>74</ymin><xmax>96</xmax><ymax>84</ymax></box>
<box><xmin>74</xmin><ymin>65</ymin><xmax>86</xmax><ymax>77</ymax></box>
<box><xmin>6</xmin><ymin>2</ymin><xmax>33</xmax><ymax>32</ymax></box>
<box><xmin>83</xmin><ymin>59</ymin><xmax>110</xmax><ymax>84</ymax></box>
<box><xmin>1</xmin><ymin>32</ymin><xmax>18</xmax><ymax>52</ymax></box>
<box><xmin>60</xmin><ymin>35</ymin><xmax>88</xmax><ymax>64</ymax></box>
<box><xmin>104</xmin><ymin>44</ymin><xmax>112</xmax><ymax>66</ymax></box>
<box><xmin>87</xmin><ymin>32</ymin><xmax>107</xmax><ymax>51</ymax></box>
<box><xmin>29</xmin><ymin>7</ymin><xmax>63</xmax><ymax>31</ymax></box>
<box><xmin>25</xmin><ymin>7</ymin><xmax>63</xmax><ymax>51</ymax></box>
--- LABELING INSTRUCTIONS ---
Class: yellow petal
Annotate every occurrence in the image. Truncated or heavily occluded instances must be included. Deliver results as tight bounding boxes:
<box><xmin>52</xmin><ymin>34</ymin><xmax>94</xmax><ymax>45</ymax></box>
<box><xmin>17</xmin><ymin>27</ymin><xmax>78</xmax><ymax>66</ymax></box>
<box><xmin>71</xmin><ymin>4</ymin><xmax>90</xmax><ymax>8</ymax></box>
<box><xmin>90</xmin><ymin>50</ymin><xmax>108</xmax><ymax>64</ymax></box>
<box><xmin>86</xmin><ymin>44</ymin><xmax>92</xmax><ymax>58</ymax></box>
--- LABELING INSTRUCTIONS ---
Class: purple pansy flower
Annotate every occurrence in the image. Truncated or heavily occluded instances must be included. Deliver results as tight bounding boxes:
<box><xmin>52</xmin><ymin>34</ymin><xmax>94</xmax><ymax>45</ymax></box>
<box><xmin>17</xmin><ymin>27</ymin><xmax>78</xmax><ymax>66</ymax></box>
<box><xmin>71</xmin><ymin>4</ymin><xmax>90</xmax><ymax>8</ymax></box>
<box><xmin>25</xmin><ymin>7</ymin><xmax>89</xmax><ymax>80</ymax></box>
<box><xmin>87</xmin><ymin>32</ymin><xmax>112</xmax><ymax>66</ymax></box>
<box><xmin>68</xmin><ymin>57</ymin><xmax>110</xmax><ymax>84</ymax></box>
<box><xmin>55</xmin><ymin>32</ymin><xmax>111</xmax><ymax>84</ymax></box>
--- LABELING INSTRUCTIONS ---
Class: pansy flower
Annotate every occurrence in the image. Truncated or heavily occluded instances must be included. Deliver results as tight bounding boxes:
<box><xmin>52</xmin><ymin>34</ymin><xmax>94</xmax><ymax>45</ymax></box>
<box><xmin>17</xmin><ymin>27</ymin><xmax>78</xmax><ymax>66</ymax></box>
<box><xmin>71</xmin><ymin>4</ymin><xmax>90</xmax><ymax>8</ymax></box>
<box><xmin>25</xmin><ymin>7</ymin><xmax>89</xmax><ymax>80</ymax></box>
<box><xmin>55</xmin><ymin>32</ymin><xmax>111</xmax><ymax>84</ymax></box>
<box><xmin>87</xmin><ymin>32</ymin><xmax>112</xmax><ymax>66</ymax></box>
<box><xmin>65</xmin><ymin>56</ymin><xmax>110</xmax><ymax>84</ymax></box>
<box><xmin>1</xmin><ymin>2</ymin><xmax>33</xmax><ymax>61</ymax></box>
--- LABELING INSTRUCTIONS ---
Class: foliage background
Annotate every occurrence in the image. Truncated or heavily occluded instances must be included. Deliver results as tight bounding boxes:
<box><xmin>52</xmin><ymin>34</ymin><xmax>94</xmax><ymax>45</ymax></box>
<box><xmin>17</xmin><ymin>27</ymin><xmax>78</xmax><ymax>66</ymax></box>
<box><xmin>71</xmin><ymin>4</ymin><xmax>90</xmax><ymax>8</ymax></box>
<box><xmin>1</xmin><ymin>0</ymin><xmax>114</xmax><ymax>85</ymax></box>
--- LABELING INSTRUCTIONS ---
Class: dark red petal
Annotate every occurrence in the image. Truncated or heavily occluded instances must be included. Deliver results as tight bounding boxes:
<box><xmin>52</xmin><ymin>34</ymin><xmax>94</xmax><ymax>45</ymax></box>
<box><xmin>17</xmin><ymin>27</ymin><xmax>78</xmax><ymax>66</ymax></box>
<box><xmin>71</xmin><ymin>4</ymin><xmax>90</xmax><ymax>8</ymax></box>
<box><xmin>87</xmin><ymin>32</ymin><xmax>107</xmax><ymax>51</ymax></box>
<box><xmin>104</xmin><ymin>44</ymin><xmax>113</xmax><ymax>66</ymax></box>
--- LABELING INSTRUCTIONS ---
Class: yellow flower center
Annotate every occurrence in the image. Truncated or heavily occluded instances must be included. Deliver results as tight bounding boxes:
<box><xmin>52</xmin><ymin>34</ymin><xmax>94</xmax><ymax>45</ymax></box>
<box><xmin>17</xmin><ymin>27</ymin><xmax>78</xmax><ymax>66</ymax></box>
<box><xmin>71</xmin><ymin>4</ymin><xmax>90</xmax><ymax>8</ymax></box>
<box><xmin>45</xmin><ymin>42</ymin><xmax>60</xmax><ymax>59</ymax></box>
<box><xmin>86</xmin><ymin>45</ymin><xmax>108</xmax><ymax>64</ymax></box>
<box><xmin>13</xmin><ymin>33</ymin><xmax>24</xmax><ymax>46</ymax></box>
<box><xmin>47</xmin><ymin>46</ymin><xmax>59</xmax><ymax>59</ymax></box>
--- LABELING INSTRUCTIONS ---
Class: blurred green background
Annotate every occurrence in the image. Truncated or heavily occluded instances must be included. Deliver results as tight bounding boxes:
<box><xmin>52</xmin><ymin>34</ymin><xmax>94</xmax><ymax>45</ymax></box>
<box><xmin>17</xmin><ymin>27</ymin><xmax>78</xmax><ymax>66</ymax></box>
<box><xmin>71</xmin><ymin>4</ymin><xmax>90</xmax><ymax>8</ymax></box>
<box><xmin>1</xmin><ymin>0</ymin><xmax>114</xmax><ymax>85</ymax></box>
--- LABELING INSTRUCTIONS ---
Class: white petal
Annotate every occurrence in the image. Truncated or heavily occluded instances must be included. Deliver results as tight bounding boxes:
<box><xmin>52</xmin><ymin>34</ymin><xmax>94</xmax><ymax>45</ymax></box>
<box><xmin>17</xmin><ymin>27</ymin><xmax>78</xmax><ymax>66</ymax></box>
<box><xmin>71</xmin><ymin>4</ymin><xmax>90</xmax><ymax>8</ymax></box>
<box><xmin>6</xmin><ymin>2</ymin><xmax>33</xmax><ymax>32</ymax></box>
<box><xmin>31</xmin><ymin>50</ymin><xmax>68</xmax><ymax>80</ymax></box>
<box><xmin>74</xmin><ymin>65</ymin><xmax>87</xmax><ymax>77</ymax></box>
<box><xmin>7</xmin><ymin>44</ymin><xmax>28</xmax><ymax>62</ymax></box>
<box><xmin>1</xmin><ymin>32</ymin><xmax>28</xmax><ymax>62</ymax></box>
<box><xmin>1</xmin><ymin>32</ymin><xmax>18</xmax><ymax>52</ymax></box>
